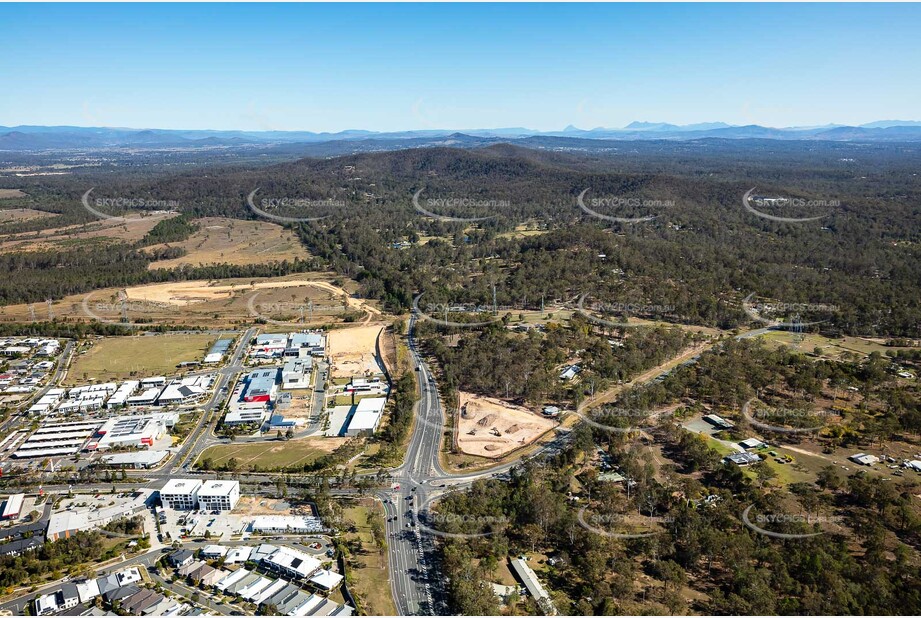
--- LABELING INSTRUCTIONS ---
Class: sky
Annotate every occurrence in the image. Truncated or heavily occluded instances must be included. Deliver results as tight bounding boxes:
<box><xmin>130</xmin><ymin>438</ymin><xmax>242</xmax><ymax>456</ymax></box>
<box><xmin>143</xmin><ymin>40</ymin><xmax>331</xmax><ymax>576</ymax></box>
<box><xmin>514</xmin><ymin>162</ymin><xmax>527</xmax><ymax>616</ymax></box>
<box><xmin>1</xmin><ymin>2</ymin><xmax>920</xmax><ymax>133</ymax></box>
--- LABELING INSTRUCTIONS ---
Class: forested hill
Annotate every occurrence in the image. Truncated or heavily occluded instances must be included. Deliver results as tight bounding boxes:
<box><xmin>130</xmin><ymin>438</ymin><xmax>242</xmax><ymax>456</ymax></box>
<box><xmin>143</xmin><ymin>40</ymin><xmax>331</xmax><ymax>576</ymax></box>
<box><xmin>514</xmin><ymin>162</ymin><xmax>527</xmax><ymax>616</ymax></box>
<box><xmin>2</xmin><ymin>142</ymin><xmax>921</xmax><ymax>335</ymax></box>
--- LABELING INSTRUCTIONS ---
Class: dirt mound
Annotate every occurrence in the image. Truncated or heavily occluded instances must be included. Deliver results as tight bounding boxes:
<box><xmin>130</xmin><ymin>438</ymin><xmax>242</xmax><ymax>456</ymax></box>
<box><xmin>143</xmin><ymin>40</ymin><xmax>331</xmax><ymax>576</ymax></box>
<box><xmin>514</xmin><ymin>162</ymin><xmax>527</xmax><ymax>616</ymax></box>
<box><xmin>505</xmin><ymin>424</ymin><xmax>520</xmax><ymax>434</ymax></box>
<box><xmin>477</xmin><ymin>413</ymin><xmax>497</xmax><ymax>427</ymax></box>
<box><xmin>484</xmin><ymin>444</ymin><xmax>501</xmax><ymax>452</ymax></box>
<box><xmin>461</xmin><ymin>405</ymin><xmax>473</xmax><ymax>419</ymax></box>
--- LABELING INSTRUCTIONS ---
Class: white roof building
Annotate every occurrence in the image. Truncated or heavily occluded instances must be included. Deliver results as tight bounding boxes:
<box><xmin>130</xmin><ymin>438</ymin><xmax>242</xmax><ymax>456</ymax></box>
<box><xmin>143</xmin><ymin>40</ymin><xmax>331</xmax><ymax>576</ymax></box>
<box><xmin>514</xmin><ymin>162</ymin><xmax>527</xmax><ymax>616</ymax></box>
<box><xmin>201</xmin><ymin>544</ymin><xmax>228</xmax><ymax>558</ymax></box>
<box><xmin>309</xmin><ymin>569</ymin><xmax>344</xmax><ymax>590</ymax></box>
<box><xmin>849</xmin><ymin>453</ymin><xmax>880</xmax><ymax>466</ymax></box>
<box><xmin>223</xmin><ymin>404</ymin><xmax>268</xmax><ymax>426</ymax></box>
<box><xmin>159</xmin><ymin>478</ymin><xmax>202</xmax><ymax>510</ymax></box>
<box><xmin>101</xmin><ymin>450</ymin><xmax>168</xmax><ymax>468</ymax></box>
<box><xmin>106</xmin><ymin>381</ymin><xmax>139</xmax><ymax>408</ymax></box>
<box><xmin>250</xmin><ymin>515</ymin><xmax>324</xmax><ymax>534</ymax></box>
<box><xmin>225</xmin><ymin>546</ymin><xmax>253</xmax><ymax>564</ymax></box>
<box><xmin>345</xmin><ymin>397</ymin><xmax>386</xmax><ymax>437</ymax></box>
<box><xmin>198</xmin><ymin>480</ymin><xmax>240</xmax><ymax>512</ymax></box>
<box><xmin>263</xmin><ymin>547</ymin><xmax>321</xmax><ymax>580</ymax></box>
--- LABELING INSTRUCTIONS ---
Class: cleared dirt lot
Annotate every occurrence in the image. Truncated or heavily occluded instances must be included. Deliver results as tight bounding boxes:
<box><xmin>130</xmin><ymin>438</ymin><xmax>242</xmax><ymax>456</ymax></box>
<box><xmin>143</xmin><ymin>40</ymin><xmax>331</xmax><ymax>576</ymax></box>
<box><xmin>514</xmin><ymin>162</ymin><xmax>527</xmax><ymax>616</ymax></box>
<box><xmin>0</xmin><ymin>189</ymin><xmax>27</xmax><ymax>199</ymax></box>
<box><xmin>456</xmin><ymin>392</ymin><xmax>557</xmax><ymax>459</ymax></box>
<box><xmin>328</xmin><ymin>324</ymin><xmax>385</xmax><ymax>378</ymax></box>
<box><xmin>146</xmin><ymin>217</ymin><xmax>311</xmax><ymax>269</ymax></box>
<box><xmin>0</xmin><ymin>274</ymin><xmax>372</xmax><ymax>329</ymax></box>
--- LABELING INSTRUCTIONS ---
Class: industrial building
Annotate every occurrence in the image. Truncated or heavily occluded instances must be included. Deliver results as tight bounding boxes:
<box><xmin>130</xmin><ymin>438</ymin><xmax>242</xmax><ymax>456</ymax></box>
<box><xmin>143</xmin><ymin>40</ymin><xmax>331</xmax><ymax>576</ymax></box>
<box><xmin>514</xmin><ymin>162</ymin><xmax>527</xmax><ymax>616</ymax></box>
<box><xmin>345</xmin><ymin>397</ymin><xmax>386</xmax><ymax>437</ymax></box>
<box><xmin>1</xmin><ymin>493</ymin><xmax>24</xmax><ymax>520</ymax></box>
<box><xmin>197</xmin><ymin>480</ymin><xmax>240</xmax><ymax>512</ymax></box>
<box><xmin>243</xmin><ymin>368</ymin><xmax>279</xmax><ymax>403</ymax></box>
<box><xmin>86</xmin><ymin>415</ymin><xmax>168</xmax><ymax>450</ymax></box>
<box><xmin>287</xmin><ymin>332</ymin><xmax>326</xmax><ymax>357</ymax></box>
<box><xmin>281</xmin><ymin>358</ymin><xmax>312</xmax><ymax>389</ymax></box>
<box><xmin>223</xmin><ymin>402</ymin><xmax>269</xmax><ymax>426</ymax></box>
<box><xmin>100</xmin><ymin>450</ymin><xmax>169</xmax><ymax>469</ymax></box>
<box><xmin>511</xmin><ymin>557</ymin><xmax>558</xmax><ymax>615</ymax></box>
<box><xmin>157</xmin><ymin>374</ymin><xmax>212</xmax><ymax>405</ymax></box>
<box><xmin>250</xmin><ymin>515</ymin><xmax>325</xmax><ymax>534</ymax></box>
<box><xmin>126</xmin><ymin>386</ymin><xmax>162</xmax><ymax>406</ymax></box>
<box><xmin>46</xmin><ymin>491</ymin><xmax>150</xmax><ymax>541</ymax></box>
<box><xmin>204</xmin><ymin>338</ymin><xmax>234</xmax><ymax>364</ymax></box>
<box><xmin>159</xmin><ymin>478</ymin><xmax>203</xmax><ymax>510</ymax></box>
<box><xmin>11</xmin><ymin>420</ymin><xmax>101</xmax><ymax>458</ymax></box>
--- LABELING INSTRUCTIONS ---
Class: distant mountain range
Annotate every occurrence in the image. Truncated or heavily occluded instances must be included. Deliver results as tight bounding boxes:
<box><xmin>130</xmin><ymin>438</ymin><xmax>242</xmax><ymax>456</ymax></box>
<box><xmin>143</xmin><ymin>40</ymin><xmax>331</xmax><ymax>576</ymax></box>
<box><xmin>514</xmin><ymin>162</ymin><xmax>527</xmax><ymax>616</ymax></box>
<box><xmin>2</xmin><ymin>120</ymin><xmax>921</xmax><ymax>151</ymax></box>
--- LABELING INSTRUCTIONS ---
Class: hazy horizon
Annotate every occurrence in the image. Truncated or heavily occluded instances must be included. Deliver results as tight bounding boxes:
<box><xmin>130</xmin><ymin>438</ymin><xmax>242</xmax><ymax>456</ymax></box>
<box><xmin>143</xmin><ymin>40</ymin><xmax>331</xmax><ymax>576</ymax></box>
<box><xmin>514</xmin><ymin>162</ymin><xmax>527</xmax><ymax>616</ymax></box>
<box><xmin>2</xmin><ymin>3</ymin><xmax>920</xmax><ymax>132</ymax></box>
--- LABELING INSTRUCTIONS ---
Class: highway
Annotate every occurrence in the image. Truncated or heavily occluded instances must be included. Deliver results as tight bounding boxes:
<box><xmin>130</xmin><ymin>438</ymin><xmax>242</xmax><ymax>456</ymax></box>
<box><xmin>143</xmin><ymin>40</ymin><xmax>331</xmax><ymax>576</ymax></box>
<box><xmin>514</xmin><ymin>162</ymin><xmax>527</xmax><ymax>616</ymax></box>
<box><xmin>2</xmin><ymin>315</ymin><xmax>767</xmax><ymax>616</ymax></box>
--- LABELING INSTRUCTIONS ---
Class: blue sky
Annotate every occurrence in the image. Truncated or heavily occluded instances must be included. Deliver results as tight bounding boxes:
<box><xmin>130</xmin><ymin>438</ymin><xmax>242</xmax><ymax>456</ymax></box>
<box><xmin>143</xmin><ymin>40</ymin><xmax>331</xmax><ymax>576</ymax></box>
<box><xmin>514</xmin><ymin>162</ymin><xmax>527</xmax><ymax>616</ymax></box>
<box><xmin>1</xmin><ymin>2</ymin><xmax>919</xmax><ymax>132</ymax></box>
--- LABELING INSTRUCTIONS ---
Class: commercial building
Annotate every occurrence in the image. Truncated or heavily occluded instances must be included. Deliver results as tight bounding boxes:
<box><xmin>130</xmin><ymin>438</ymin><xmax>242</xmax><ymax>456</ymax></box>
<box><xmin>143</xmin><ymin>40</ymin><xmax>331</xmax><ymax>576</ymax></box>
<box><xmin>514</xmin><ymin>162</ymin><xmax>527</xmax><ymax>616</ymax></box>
<box><xmin>288</xmin><ymin>332</ymin><xmax>326</xmax><ymax>357</ymax></box>
<box><xmin>126</xmin><ymin>387</ymin><xmax>162</xmax><ymax>406</ymax></box>
<box><xmin>345</xmin><ymin>397</ymin><xmax>386</xmax><ymax>437</ymax></box>
<box><xmin>11</xmin><ymin>420</ymin><xmax>102</xmax><ymax>458</ymax></box>
<box><xmin>197</xmin><ymin>480</ymin><xmax>240</xmax><ymax>512</ymax></box>
<box><xmin>244</xmin><ymin>368</ymin><xmax>279</xmax><ymax>403</ymax></box>
<box><xmin>204</xmin><ymin>338</ymin><xmax>234</xmax><ymax>364</ymax></box>
<box><xmin>159</xmin><ymin>478</ymin><xmax>202</xmax><ymax>510</ymax></box>
<box><xmin>156</xmin><ymin>375</ymin><xmax>212</xmax><ymax>405</ymax></box>
<box><xmin>250</xmin><ymin>515</ymin><xmax>325</xmax><ymax>535</ymax></box>
<box><xmin>281</xmin><ymin>358</ymin><xmax>313</xmax><ymax>389</ymax></box>
<box><xmin>223</xmin><ymin>403</ymin><xmax>269</xmax><ymax>426</ymax></box>
<box><xmin>46</xmin><ymin>492</ymin><xmax>150</xmax><ymax>541</ymax></box>
<box><xmin>100</xmin><ymin>450</ymin><xmax>169</xmax><ymax>469</ymax></box>
<box><xmin>86</xmin><ymin>415</ymin><xmax>168</xmax><ymax>450</ymax></box>
<box><xmin>1</xmin><ymin>493</ymin><xmax>24</xmax><ymax>520</ymax></box>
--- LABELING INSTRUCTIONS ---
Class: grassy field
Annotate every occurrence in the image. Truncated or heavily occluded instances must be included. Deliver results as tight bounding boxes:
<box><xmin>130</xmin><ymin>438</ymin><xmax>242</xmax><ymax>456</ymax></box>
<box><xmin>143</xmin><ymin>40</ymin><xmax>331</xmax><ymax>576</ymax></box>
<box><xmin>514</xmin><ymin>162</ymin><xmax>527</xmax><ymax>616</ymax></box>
<box><xmin>65</xmin><ymin>334</ymin><xmax>216</xmax><ymax>384</ymax></box>
<box><xmin>341</xmin><ymin>502</ymin><xmax>397</xmax><ymax>616</ymax></box>
<box><xmin>146</xmin><ymin>217</ymin><xmax>311</xmax><ymax>269</ymax></box>
<box><xmin>196</xmin><ymin>437</ymin><xmax>343</xmax><ymax>470</ymax></box>
<box><xmin>761</xmin><ymin>331</ymin><xmax>917</xmax><ymax>360</ymax></box>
